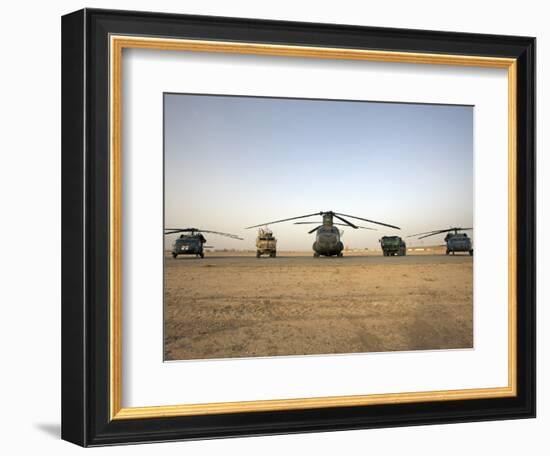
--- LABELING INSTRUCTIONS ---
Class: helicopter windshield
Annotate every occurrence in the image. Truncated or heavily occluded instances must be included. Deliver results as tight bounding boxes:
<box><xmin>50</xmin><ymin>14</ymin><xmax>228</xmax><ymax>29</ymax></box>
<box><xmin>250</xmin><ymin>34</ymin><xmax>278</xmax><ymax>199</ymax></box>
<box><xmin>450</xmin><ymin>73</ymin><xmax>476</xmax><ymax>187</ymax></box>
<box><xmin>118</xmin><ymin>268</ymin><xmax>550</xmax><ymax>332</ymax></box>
<box><xmin>318</xmin><ymin>226</ymin><xmax>339</xmax><ymax>235</ymax></box>
<box><xmin>175</xmin><ymin>237</ymin><xmax>196</xmax><ymax>245</ymax></box>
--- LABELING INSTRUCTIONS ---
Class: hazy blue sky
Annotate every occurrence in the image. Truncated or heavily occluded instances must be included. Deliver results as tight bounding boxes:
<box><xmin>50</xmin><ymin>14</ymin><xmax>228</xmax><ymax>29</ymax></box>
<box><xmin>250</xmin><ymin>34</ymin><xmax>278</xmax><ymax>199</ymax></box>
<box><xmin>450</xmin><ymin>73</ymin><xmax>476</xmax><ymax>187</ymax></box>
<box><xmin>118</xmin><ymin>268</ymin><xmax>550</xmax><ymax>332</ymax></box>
<box><xmin>164</xmin><ymin>93</ymin><xmax>473</xmax><ymax>250</ymax></box>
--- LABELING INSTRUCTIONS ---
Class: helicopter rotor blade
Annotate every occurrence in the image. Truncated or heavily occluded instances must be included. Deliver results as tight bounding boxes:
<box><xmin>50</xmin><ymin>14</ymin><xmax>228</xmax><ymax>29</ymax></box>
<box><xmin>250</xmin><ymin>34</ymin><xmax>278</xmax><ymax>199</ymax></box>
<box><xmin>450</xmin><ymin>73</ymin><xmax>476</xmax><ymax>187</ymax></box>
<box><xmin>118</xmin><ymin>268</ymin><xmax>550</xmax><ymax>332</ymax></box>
<box><xmin>294</xmin><ymin>222</ymin><xmax>376</xmax><ymax>230</ymax></box>
<box><xmin>408</xmin><ymin>229</ymin><xmax>449</xmax><ymax>239</ymax></box>
<box><xmin>440</xmin><ymin>227</ymin><xmax>473</xmax><ymax>233</ymax></box>
<box><xmin>410</xmin><ymin>227</ymin><xmax>473</xmax><ymax>239</ymax></box>
<box><xmin>417</xmin><ymin>231</ymin><xmax>449</xmax><ymax>240</ymax></box>
<box><xmin>333</xmin><ymin>214</ymin><xmax>359</xmax><ymax>229</ymax></box>
<box><xmin>245</xmin><ymin>212</ymin><xmax>321</xmax><ymax>229</ymax></box>
<box><xmin>198</xmin><ymin>229</ymin><xmax>244</xmax><ymax>240</ymax></box>
<box><xmin>308</xmin><ymin>226</ymin><xmax>322</xmax><ymax>234</ymax></box>
<box><xmin>164</xmin><ymin>228</ymin><xmax>243</xmax><ymax>240</ymax></box>
<box><xmin>164</xmin><ymin>228</ymin><xmax>195</xmax><ymax>235</ymax></box>
<box><xmin>247</xmin><ymin>211</ymin><xmax>399</xmax><ymax>230</ymax></box>
<box><xmin>406</xmin><ymin>230</ymin><xmax>442</xmax><ymax>238</ymax></box>
<box><xmin>411</xmin><ymin>227</ymin><xmax>473</xmax><ymax>236</ymax></box>
<box><xmin>335</xmin><ymin>213</ymin><xmax>400</xmax><ymax>230</ymax></box>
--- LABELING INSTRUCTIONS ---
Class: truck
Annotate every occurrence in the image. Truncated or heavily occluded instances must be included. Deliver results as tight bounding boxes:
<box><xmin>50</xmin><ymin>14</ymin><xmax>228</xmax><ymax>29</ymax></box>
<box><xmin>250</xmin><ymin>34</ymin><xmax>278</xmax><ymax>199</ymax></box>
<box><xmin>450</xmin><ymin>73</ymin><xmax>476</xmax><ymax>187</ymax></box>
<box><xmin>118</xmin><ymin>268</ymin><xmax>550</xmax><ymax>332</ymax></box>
<box><xmin>380</xmin><ymin>236</ymin><xmax>406</xmax><ymax>256</ymax></box>
<box><xmin>256</xmin><ymin>227</ymin><xmax>277</xmax><ymax>258</ymax></box>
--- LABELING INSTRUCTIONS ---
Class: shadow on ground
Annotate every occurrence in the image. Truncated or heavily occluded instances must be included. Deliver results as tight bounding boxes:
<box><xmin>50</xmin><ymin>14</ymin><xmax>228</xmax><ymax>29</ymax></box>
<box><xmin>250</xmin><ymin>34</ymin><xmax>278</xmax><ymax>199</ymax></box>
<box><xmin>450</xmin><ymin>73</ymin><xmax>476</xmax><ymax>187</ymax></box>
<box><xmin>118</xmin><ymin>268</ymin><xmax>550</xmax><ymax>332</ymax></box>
<box><xmin>35</xmin><ymin>423</ymin><xmax>60</xmax><ymax>439</ymax></box>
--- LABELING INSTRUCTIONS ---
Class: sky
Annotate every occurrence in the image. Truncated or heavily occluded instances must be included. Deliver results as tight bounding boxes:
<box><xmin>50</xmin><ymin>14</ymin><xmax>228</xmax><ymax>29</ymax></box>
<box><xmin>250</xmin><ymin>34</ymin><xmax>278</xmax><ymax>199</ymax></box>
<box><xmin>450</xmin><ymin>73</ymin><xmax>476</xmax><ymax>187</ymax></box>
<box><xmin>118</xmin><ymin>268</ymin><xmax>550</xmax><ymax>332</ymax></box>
<box><xmin>164</xmin><ymin>93</ymin><xmax>473</xmax><ymax>251</ymax></box>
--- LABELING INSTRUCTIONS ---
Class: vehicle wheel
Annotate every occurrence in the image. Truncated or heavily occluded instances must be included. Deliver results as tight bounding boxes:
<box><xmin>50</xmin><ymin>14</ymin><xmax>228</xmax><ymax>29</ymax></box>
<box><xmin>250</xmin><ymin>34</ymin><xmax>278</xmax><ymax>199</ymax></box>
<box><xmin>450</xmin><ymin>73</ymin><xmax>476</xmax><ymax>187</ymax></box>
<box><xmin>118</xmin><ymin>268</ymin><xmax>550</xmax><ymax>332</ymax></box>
<box><xmin>200</xmin><ymin>252</ymin><xmax>204</xmax><ymax>258</ymax></box>
<box><xmin>270</xmin><ymin>252</ymin><xmax>276</xmax><ymax>258</ymax></box>
<box><xmin>446</xmin><ymin>249</ymin><xmax>449</xmax><ymax>255</ymax></box>
<box><xmin>172</xmin><ymin>253</ymin><xmax>177</xmax><ymax>258</ymax></box>
<box><xmin>256</xmin><ymin>251</ymin><xmax>261</xmax><ymax>258</ymax></box>
<box><xmin>469</xmin><ymin>249</ymin><xmax>473</xmax><ymax>256</ymax></box>
<box><xmin>337</xmin><ymin>252</ymin><xmax>343</xmax><ymax>257</ymax></box>
<box><xmin>313</xmin><ymin>252</ymin><xmax>320</xmax><ymax>258</ymax></box>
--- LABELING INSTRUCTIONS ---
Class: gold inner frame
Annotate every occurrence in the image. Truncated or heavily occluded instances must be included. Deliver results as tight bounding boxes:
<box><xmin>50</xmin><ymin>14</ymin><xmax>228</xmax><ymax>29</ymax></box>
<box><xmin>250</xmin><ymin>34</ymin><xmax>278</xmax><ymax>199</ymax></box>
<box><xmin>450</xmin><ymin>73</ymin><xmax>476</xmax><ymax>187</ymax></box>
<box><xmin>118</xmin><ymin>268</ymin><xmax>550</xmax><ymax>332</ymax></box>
<box><xmin>109</xmin><ymin>35</ymin><xmax>518</xmax><ymax>420</ymax></box>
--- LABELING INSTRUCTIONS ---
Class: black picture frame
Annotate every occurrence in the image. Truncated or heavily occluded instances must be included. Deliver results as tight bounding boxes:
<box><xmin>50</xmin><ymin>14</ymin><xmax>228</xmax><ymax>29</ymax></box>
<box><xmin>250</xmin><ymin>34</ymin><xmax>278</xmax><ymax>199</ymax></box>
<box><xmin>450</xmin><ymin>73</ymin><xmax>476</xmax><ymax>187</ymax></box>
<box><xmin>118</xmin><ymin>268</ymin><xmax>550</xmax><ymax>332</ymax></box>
<box><xmin>62</xmin><ymin>8</ymin><xmax>535</xmax><ymax>447</ymax></box>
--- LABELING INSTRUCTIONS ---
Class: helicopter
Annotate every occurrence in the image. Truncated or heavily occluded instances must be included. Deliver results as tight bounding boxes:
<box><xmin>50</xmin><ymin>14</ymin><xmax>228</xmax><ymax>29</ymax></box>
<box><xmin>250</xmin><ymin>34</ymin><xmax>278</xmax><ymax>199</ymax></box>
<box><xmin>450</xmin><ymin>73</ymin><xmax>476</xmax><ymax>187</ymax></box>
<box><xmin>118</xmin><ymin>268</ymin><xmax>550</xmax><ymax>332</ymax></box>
<box><xmin>165</xmin><ymin>228</ymin><xmax>243</xmax><ymax>258</ymax></box>
<box><xmin>408</xmin><ymin>227</ymin><xmax>473</xmax><ymax>256</ymax></box>
<box><xmin>246</xmin><ymin>211</ymin><xmax>400</xmax><ymax>257</ymax></box>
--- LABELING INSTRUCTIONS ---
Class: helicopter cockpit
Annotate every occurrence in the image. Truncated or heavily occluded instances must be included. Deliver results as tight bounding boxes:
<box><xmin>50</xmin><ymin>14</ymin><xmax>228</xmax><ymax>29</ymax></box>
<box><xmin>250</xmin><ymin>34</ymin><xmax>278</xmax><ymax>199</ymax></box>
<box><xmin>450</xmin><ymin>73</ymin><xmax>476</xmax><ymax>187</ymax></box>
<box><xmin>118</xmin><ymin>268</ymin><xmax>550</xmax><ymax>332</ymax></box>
<box><xmin>317</xmin><ymin>225</ymin><xmax>341</xmax><ymax>238</ymax></box>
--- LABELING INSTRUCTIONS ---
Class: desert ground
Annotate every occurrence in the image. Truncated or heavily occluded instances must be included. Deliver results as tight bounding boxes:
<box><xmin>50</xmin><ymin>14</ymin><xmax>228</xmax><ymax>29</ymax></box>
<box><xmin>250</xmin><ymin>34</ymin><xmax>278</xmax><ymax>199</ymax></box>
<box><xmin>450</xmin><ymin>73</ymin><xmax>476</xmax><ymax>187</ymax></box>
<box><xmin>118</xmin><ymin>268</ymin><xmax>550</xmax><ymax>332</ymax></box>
<box><xmin>164</xmin><ymin>249</ymin><xmax>473</xmax><ymax>361</ymax></box>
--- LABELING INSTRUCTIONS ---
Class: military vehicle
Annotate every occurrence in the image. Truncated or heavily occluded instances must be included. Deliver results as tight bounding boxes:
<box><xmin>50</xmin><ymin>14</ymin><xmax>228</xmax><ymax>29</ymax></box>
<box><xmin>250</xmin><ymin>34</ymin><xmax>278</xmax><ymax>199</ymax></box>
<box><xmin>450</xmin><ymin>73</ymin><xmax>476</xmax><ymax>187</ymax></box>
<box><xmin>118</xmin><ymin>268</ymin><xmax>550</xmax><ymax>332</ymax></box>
<box><xmin>256</xmin><ymin>227</ymin><xmax>277</xmax><ymax>258</ymax></box>
<box><xmin>246</xmin><ymin>211</ymin><xmax>399</xmax><ymax>257</ymax></box>
<box><xmin>164</xmin><ymin>228</ymin><xmax>243</xmax><ymax>258</ymax></box>
<box><xmin>409</xmin><ymin>227</ymin><xmax>473</xmax><ymax>256</ymax></box>
<box><xmin>380</xmin><ymin>236</ymin><xmax>406</xmax><ymax>256</ymax></box>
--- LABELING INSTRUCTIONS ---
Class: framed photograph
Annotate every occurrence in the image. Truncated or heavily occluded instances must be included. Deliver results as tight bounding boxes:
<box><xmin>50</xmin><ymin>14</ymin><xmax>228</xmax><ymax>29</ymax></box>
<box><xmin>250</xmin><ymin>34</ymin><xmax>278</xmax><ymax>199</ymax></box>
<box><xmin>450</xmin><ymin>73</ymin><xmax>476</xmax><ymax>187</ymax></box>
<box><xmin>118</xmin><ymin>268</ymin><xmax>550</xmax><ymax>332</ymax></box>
<box><xmin>61</xmin><ymin>8</ymin><xmax>535</xmax><ymax>446</ymax></box>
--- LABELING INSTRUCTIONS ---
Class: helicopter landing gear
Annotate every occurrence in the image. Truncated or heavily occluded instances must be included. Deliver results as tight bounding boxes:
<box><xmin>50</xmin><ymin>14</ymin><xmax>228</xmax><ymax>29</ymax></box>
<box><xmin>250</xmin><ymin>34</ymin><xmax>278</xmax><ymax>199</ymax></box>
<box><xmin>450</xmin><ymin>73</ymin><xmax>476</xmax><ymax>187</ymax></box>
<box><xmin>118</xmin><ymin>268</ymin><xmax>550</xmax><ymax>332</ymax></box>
<box><xmin>172</xmin><ymin>253</ymin><xmax>177</xmax><ymax>259</ymax></box>
<box><xmin>199</xmin><ymin>252</ymin><xmax>204</xmax><ymax>258</ymax></box>
<box><xmin>337</xmin><ymin>252</ymin><xmax>343</xmax><ymax>257</ymax></box>
<box><xmin>469</xmin><ymin>249</ymin><xmax>473</xmax><ymax>256</ymax></box>
<box><xmin>256</xmin><ymin>251</ymin><xmax>261</xmax><ymax>258</ymax></box>
<box><xmin>446</xmin><ymin>249</ymin><xmax>450</xmax><ymax>255</ymax></box>
<box><xmin>270</xmin><ymin>251</ymin><xmax>277</xmax><ymax>258</ymax></box>
<box><xmin>313</xmin><ymin>252</ymin><xmax>320</xmax><ymax>258</ymax></box>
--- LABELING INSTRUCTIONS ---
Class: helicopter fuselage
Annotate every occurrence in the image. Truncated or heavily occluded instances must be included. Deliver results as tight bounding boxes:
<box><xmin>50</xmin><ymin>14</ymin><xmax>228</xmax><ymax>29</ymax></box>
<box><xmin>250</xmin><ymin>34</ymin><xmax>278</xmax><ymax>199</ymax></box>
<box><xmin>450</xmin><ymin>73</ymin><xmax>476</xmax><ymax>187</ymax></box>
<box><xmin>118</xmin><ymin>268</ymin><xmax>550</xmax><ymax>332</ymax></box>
<box><xmin>313</xmin><ymin>225</ymin><xmax>344</xmax><ymax>257</ymax></box>
<box><xmin>172</xmin><ymin>234</ymin><xmax>206</xmax><ymax>258</ymax></box>
<box><xmin>444</xmin><ymin>233</ymin><xmax>473</xmax><ymax>255</ymax></box>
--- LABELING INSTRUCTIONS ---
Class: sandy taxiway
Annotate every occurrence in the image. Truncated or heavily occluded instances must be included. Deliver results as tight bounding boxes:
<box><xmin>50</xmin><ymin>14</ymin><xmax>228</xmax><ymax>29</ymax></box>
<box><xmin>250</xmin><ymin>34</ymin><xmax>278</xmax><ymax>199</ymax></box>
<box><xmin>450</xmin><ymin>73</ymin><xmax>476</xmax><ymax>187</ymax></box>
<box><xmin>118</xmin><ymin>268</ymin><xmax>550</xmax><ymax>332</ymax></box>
<box><xmin>164</xmin><ymin>250</ymin><xmax>473</xmax><ymax>361</ymax></box>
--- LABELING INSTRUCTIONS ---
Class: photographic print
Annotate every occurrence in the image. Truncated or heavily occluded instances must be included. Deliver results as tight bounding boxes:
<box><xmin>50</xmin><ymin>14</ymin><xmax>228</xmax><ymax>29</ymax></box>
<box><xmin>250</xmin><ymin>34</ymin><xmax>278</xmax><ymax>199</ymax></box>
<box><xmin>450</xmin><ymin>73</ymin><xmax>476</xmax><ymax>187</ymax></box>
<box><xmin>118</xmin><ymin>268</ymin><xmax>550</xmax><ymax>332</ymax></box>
<box><xmin>62</xmin><ymin>11</ymin><xmax>535</xmax><ymax>444</ymax></box>
<box><xmin>164</xmin><ymin>93</ymin><xmax>474</xmax><ymax>361</ymax></box>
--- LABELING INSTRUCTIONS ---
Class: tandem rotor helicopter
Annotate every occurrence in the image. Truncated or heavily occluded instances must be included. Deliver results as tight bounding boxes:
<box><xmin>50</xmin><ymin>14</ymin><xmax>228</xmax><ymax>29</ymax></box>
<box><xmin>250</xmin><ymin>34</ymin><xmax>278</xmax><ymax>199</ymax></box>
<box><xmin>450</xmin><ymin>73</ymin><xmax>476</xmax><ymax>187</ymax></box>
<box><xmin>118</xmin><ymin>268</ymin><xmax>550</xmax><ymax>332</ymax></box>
<box><xmin>165</xmin><ymin>228</ymin><xmax>243</xmax><ymax>258</ymax></box>
<box><xmin>408</xmin><ymin>227</ymin><xmax>473</xmax><ymax>256</ymax></box>
<box><xmin>246</xmin><ymin>211</ymin><xmax>400</xmax><ymax>257</ymax></box>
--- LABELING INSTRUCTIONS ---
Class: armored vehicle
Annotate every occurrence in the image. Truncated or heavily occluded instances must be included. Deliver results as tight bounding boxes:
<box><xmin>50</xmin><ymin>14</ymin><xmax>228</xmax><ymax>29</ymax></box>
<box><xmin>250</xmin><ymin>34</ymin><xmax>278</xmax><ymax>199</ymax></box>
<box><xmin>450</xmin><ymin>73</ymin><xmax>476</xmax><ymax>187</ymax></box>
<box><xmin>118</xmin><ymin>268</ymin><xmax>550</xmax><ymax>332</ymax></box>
<box><xmin>165</xmin><ymin>228</ymin><xmax>243</xmax><ymax>259</ymax></box>
<box><xmin>380</xmin><ymin>236</ymin><xmax>406</xmax><ymax>256</ymax></box>
<box><xmin>246</xmin><ymin>211</ymin><xmax>399</xmax><ymax>258</ymax></box>
<box><xmin>409</xmin><ymin>227</ymin><xmax>473</xmax><ymax>256</ymax></box>
<box><xmin>256</xmin><ymin>227</ymin><xmax>277</xmax><ymax>258</ymax></box>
